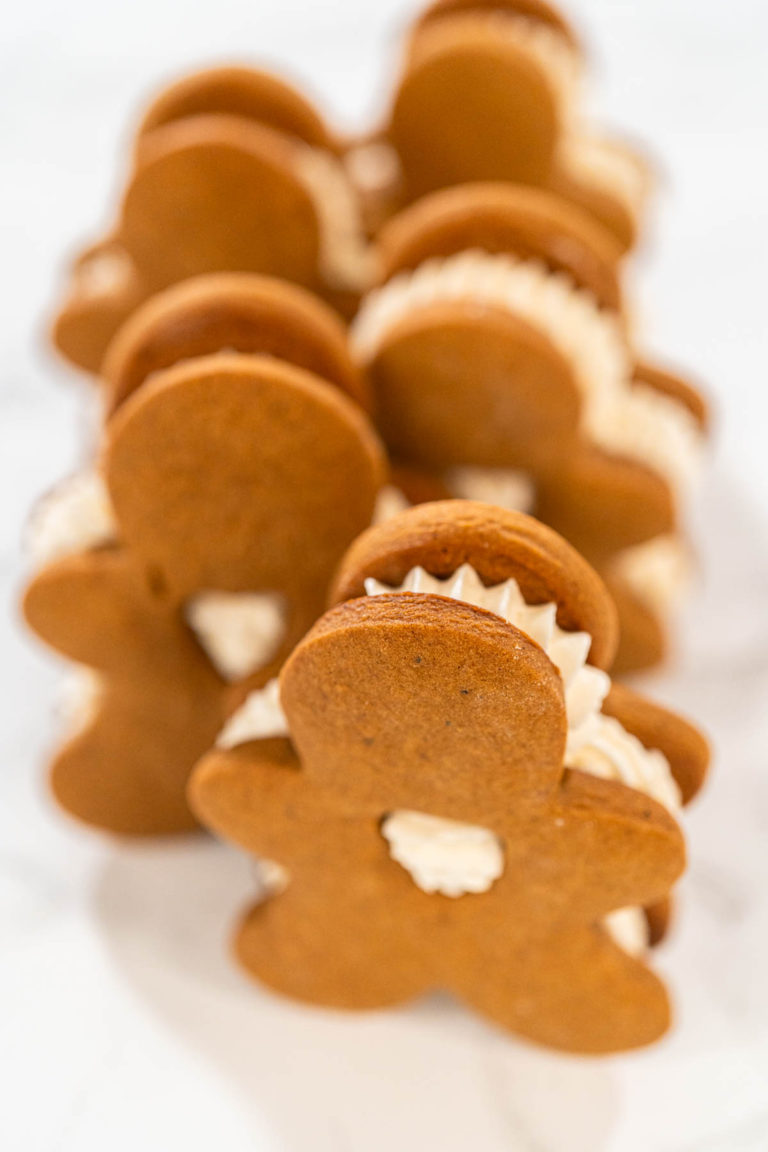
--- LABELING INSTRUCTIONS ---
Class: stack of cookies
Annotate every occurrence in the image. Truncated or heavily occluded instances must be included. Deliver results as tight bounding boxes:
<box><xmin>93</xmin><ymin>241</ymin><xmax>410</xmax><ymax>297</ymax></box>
<box><xmin>24</xmin><ymin>0</ymin><xmax>710</xmax><ymax>1054</ymax></box>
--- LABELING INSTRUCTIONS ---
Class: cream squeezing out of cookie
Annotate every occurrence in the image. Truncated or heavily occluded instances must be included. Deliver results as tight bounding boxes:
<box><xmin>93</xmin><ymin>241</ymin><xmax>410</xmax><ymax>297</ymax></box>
<box><xmin>185</xmin><ymin>591</ymin><xmax>287</xmax><ymax>681</ymax></box>
<box><xmin>352</xmin><ymin>249</ymin><xmax>704</xmax><ymax>498</ymax></box>
<box><xmin>609</xmin><ymin>534</ymin><xmax>693</xmax><ymax>621</ymax></box>
<box><xmin>293</xmin><ymin>147</ymin><xmax>376</xmax><ymax>292</ymax></box>
<box><xmin>216</xmin><ymin>561</ymin><xmax>678</xmax><ymax>955</ymax></box>
<box><xmin>26</xmin><ymin>471</ymin><xmax>118</xmax><ymax>567</ymax></box>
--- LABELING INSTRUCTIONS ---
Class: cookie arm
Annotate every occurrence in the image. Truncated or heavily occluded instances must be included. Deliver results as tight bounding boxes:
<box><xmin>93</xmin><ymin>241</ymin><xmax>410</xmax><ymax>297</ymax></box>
<box><xmin>23</xmin><ymin>550</ymin><xmax>157</xmax><ymax>671</ymax></box>
<box><xmin>517</xmin><ymin>768</ymin><xmax>687</xmax><ymax>923</ymax></box>
<box><xmin>189</xmin><ymin>739</ymin><xmax>332</xmax><ymax>861</ymax></box>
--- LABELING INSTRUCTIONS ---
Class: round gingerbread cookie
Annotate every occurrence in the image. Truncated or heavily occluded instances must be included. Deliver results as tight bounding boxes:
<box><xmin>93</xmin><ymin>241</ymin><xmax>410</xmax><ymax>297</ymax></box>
<box><xmin>331</xmin><ymin>500</ymin><xmax>618</xmax><ymax>668</ymax></box>
<box><xmin>136</xmin><ymin>65</ymin><xmax>334</xmax><ymax>152</ymax></box>
<box><xmin>102</xmin><ymin>273</ymin><xmax>368</xmax><ymax>415</ymax></box>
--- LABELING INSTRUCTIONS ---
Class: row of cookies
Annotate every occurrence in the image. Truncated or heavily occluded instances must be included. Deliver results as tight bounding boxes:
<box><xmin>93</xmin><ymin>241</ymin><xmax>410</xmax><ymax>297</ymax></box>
<box><xmin>24</xmin><ymin>268</ymin><xmax>708</xmax><ymax>1054</ymax></box>
<box><xmin>54</xmin><ymin>1</ymin><xmax>653</xmax><ymax>375</ymax></box>
<box><xmin>53</xmin><ymin>181</ymin><xmax>707</xmax><ymax>674</ymax></box>
<box><xmin>25</xmin><ymin>0</ymin><xmax>710</xmax><ymax>1052</ymax></box>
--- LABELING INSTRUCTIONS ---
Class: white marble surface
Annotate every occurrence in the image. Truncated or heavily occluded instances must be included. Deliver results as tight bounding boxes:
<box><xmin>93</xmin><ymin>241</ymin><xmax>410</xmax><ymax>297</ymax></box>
<box><xmin>2</xmin><ymin>2</ymin><xmax>768</xmax><ymax>1149</ymax></box>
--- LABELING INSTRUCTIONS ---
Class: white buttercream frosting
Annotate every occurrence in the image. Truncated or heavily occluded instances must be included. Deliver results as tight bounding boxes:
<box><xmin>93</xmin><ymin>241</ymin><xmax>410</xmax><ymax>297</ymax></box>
<box><xmin>365</xmin><ymin>563</ymin><xmax>680</xmax><ymax>812</ymax></box>
<box><xmin>344</xmin><ymin>141</ymin><xmax>402</xmax><ymax>198</ymax></box>
<box><xmin>294</xmin><ymin>146</ymin><xmax>377</xmax><ymax>292</ymax></box>
<box><xmin>567</xmin><ymin>712</ymin><xmax>681</xmax><ymax>812</ymax></box>
<box><xmin>603</xmin><ymin>905</ymin><xmax>649</xmax><ymax>958</ymax></box>
<box><xmin>372</xmin><ymin>484</ymin><xmax>412</xmax><ymax>525</ymax></box>
<box><xmin>252</xmin><ymin>857</ymin><xmax>291</xmax><ymax>898</ymax></box>
<box><xmin>216</xmin><ymin>678</ymin><xmax>289</xmax><ymax>748</ymax></box>
<box><xmin>558</xmin><ymin>133</ymin><xmax>651</xmax><ymax>222</ymax></box>
<box><xmin>55</xmin><ymin>666</ymin><xmax>103</xmax><ymax>740</ymax></box>
<box><xmin>381</xmin><ymin>809</ymin><xmax>504</xmax><ymax>897</ymax></box>
<box><xmin>611</xmin><ymin>533</ymin><xmax>692</xmax><ymax>620</ymax></box>
<box><xmin>27</xmin><ymin>471</ymin><xmax>118</xmax><ymax>567</ymax></box>
<box><xmin>445</xmin><ymin>466</ymin><xmax>536</xmax><ymax>514</ymax></box>
<box><xmin>185</xmin><ymin>592</ymin><xmax>286</xmax><ymax>682</ymax></box>
<box><xmin>73</xmin><ymin>248</ymin><xmax>134</xmax><ymax>300</ymax></box>
<box><xmin>351</xmin><ymin>249</ymin><xmax>704</xmax><ymax>496</ymax></box>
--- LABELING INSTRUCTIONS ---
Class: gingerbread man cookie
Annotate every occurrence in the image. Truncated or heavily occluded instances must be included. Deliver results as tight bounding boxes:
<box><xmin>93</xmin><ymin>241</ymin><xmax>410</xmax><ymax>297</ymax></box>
<box><xmin>351</xmin><ymin>183</ymin><xmax>708</xmax><ymax>671</ymax></box>
<box><xmin>191</xmin><ymin>503</ymin><xmax>708</xmax><ymax>1053</ymax></box>
<box><xmin>384</xmin><ymin>0</ymin><xmax>652</xmax><ymax>251</ymax></box>
<box><xmin>53</xmin><ymin>66</ymin><xmax>373</xmax><ymax>375</ymax></box>
<box><xmin>24</xmin><ymin>337</ymin><xmax>385</xmax><ymax>833</ymax></box>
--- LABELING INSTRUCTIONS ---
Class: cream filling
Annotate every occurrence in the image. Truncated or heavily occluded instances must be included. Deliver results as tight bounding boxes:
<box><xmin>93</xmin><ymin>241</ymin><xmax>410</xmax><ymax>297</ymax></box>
<box><xmin>372</xmin><ymin>484</ymin><xmax>412</xmax><ymax>525</ymax></box>
<box><xmin>26</xmin><ymin>471</ymin><xmax>118</xmax><ymax>567</ymax></box>
<box><xmin>72</xmin><ymin>248</ymin><xmax>134</xmax><ymax>301</ymax></box>
<box><xmin>567</xmin><ymin>713</ymin><xmax>681</xmax><ymax>813</ymax></box>
<box><xmin>294</xmin><ymin>147</ymin><xmax>377</xmax><ymax>292</ymax></box>
<box><xmin>351</xmin><ymin>249</ymin><xmax>704</xmax><ymax>496</ymax></box>
<box><xmin>185</xmin><ymin>592</ymin><xmax>286</xmax><ymax>682</ymax></box>
<box><xmin>557</xmin><ymin>133</ymin><xmax>651</xmax><ymax>222</ymax></box>
<box><xmin>381</xmin><ymin>810</ymin><xmax>504</xmax><ymax>897</ymax></box>
<box><xmin>55</xmin><ymin>666</ymin><xmax>103</xmax><ymax>740</ymax></box>
<box><xmin>216</xmin><ymin>678</ymin><xmax>288</xmax><ymax>747</ymax></box>
<box><xmin>373</xmin><ymin>469</ymin><xmax>535</xmax><ymax>528</ymax></box>
<box><xmin>444</xmin><ymin>466</ymin><xmax>536</xmax><ymax>513</ymax></box>
<box><xmin>343</xmin><ymin>141</ymin><xmax>402</xmax><ymax>200</ymax></box>
<box><xmin>611</xmin><ymin>533</ymin><xmax>692</xmax><ymax>620</ymax></box>
<box><xmin>411</xmin><ymin>11</ymin><xmax>580</xmax><ymax>121</ymax></box>
<box><xmin>603</xmin><ymin>906</ymin><xmax>649</xmax><ymax>958</ymax></box>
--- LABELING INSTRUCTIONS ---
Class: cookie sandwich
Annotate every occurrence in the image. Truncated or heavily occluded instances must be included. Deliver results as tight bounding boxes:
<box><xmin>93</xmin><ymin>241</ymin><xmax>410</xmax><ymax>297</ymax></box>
<box><xmin>385</xmin><ymin>0</ymin><xmax>652</xmax><ymax>251</ymax></box>
<box><xmin>351</xmin><ymin>183</ymin><xmax>708</xmax><ymax>671</ymax></box>
<box><xmin>53</xmin><ymin>66</ymin><xmax>373</xmax><ymax>374</ymax></box>
<box><xmin>191</xmin><ymin>502</ymin><xmax>708</xmax><ymax>1053</ymax></box>
<box><xmin>24</xmin><ymin>289</ymin><xmax>385</xmax><ymax>832</ymax></box>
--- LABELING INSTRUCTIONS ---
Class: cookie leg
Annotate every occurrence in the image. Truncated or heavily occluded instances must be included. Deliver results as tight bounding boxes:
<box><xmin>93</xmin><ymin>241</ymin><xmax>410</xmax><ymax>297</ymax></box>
<box><xmin>234</xmin><ymin>885</ymin><xmax>429</xmax><ymax>1012</ymax></box>
<box><xmin>451</xmin><ymin>924</ymin><xmax>671</xmax><ymax>1054</ymax></box>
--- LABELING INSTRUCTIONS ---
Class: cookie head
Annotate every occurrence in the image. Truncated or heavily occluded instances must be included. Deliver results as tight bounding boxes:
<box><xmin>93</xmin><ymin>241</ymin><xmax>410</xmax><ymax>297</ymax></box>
<box><xmin>281</xmin><ymin>591</ymin><xmax>567</xmax><ymax>820</ymax></box>
<box><xmin>390</xmin><ymin>15</ymin><xmax>562</xmax><ymax>198</ymax></box>
<box><xmin>105</xmin><ymin>353</ymin><xmax>385</xmax><ymax>598</ymax></box>
<box><xmin>101</xmin><ymin>272</ymin><xmax>368</xmax><ymax>415</ymax></box>
<box><xmin>136</xmin><ymin>65</ymin><xmax>334</xmax><ymax>152</ymax></box>
<box><xmin>122</xmin><ymin>115</ymin><xmax>321</xmax><ymax>294</ymax></box>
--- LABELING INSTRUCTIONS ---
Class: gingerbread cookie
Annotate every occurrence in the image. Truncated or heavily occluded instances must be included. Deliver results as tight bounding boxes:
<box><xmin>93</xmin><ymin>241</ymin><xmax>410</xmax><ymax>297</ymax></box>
<box><xmin>351</xmin><ymin>183</ymin><xmax>708</xmax><ymax>671</ymax></box>
<box><xmin>386</xmin><ymin>0</ymin><xmax>652</xmax><ymax>250</ymax></box>
<box><xmin>100</xmin><ymin>271</ymin><xmax>369</xmax><ymax>416</ymax></box>
<box><xmin>52</xmin><ymin>67</ymin><xmax>373</xmax><ymax>374</ymax></box>
<box><xmin>23</xmin><ymin>352</ymin><xmax>385</xmax><ymax>833</ymax></box>
<box><xmin>191</xmin><ymin>503</ymin><xmax>708</xmax><ymax>1053</ymax></box>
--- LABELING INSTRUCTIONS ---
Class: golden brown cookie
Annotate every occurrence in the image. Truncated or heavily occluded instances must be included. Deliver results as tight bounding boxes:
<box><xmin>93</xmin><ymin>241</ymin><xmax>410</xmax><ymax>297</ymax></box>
<box><xmin>375</xmin><ymin>181</ymin><xmax>623</xmax><ymax>308</ymax></box>
<box><xmin>192</xmin><ymin>503</ymin><xmax>707</xmax><ymax>1053</ymax></box>
<box><xmin>52</xmin><ymin>68</ymin><xmax>372</xmax><ymax>374</ymax></box>
<box><xmin>135</xmin><ymin>65</ymin><xmax>334</xmax><ymax>151</ymax></box>
<box><xmin>332</xmin><ymin>500</ymin><xmax>618</xmax><ymax>668</ymax></box>
<box><xmin>413</xmin><ymin>0</ymin><xmax>579</xmax><ymax>43</ymax></box>
<box><xmin>351</xmin><ymin>184</ymin><xmax>707</xmax><ymax>671</ymax></box>
<box><xmin>23</xmin><ymin>354</ymin><xmax>385</xmax><ymax>834</ymax></box>
<box><xmin>101</xmin><ymin>272</ymin><xmax>369</xmax><ymax>416</ymax></box>
<box><xmin>391</xmin><ymin>12</ymin><xmax>562</xmax><ymax>196</ymax></box>
<box><xmin>387</xmin><ymin>0</ymin><xmax>652</xmax><ymax>251</ymax></box>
